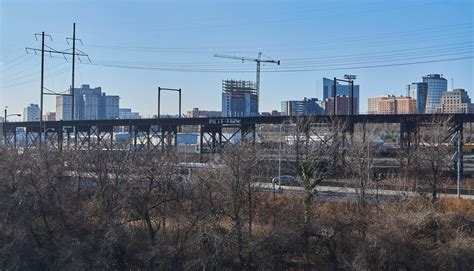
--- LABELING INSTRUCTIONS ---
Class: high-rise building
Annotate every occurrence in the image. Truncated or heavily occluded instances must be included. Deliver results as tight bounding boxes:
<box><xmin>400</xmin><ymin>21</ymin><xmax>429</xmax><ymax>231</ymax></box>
<box><xmin>396</xmin><ymin>96</ymin><xmax>417</xmax><ymax>114</ymax></box>
<box><xmin>323</xmin><ymin>78</ymin><xmax>360</xmax><ymax>115</ymax></box>
<box><xmin>406</xmin><ymin>82</ymin><xmax>428</xmax><ymax>114</ymax></box>
<box><xmin>368</xmin><ymin>97</ymin><xmax>379</xmax><ymax>114</ymax></box>
<box><xmin>436</xmin><ymin>89</ymin><xmax>474</xmax><ymax>113</ymax></box>
<box><xmin>367</xmin><ymin>95</ymin><xmax>416</xmax><ymax>114</ymax></box>
<box><xmin>281</xmin><ymin>97</ymin><xmax>325</xmax><ymax>116</ymax></box>
<box><xmin>56</xmin><ymin>95</ymin><xmax>72</xmax><ymax>121</ymax></box>
<box><xmin>23</xmin><ymin>104</ymin><xmax>40</xmax><ymax>122</ymax></box>
<box><xmin>323</xmin><ymin>77</ymin><xmax>360</xmax><ymax>100</ymax></box>
<box><xmin>423</xmin><ymin>74</ymin><xmax>447</xmax><ymax>113</ymax></box>
<box><xmin>100</xmin><ymin>94</ymin><xmax>120</xmax><ymax>119</ymax></box>
<box><xmin>325</xmin><ymin>95</ymin><xmax>359</xmax><ymax>115</ymax></box>
<box><xmin>221</xmin><ymin>80</ymin><xmax>258</xmax><ymax>117</ymax></box>
<box><xmin>377</xmin><ymin>96</ymin><xmax>397</xmax><ymax>114</ymax></box>
<box><xmin>56</xmin><ymin>84</ymin><xmax>120</xmax><ymax>120</ymax></box>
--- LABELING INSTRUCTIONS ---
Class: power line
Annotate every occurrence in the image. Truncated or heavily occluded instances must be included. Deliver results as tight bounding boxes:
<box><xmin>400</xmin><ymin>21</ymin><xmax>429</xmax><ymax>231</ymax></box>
<box><xmin>0</xmin><ymin>66</ymin><xmax>70</xmax><ymax>89</ymax></box>
<box><xmin>1</xmin><ymin>61</ymin><xmax>68</xmax><ymax>84</ymax></box>
<box><xmin>82</xmin><ymin>22</ymin><xmax>471</xmax><ymax>52</ymax></box>
<box><xmin>266</xmin><ymin>56</ymin><xmax>474</xmax><ymax>73</ymax></box>
<box><xmin>278</xmin><ymin>50</ymin><xmax>474</xmax><ymax>68</ymax></box>
<box><xmin>282</xmin><ymin>42</ymin><xmax>474</xmax><ymax>62</ymax></box>
<box><xmin>82</xmin><ymin>55</ymin><xmax>473</xmax><ymax>73</ymax></box>
<box><xmin>85</xmin><ymin>43</ymin><xmax>472</xmax><ymax>69</ymax></box>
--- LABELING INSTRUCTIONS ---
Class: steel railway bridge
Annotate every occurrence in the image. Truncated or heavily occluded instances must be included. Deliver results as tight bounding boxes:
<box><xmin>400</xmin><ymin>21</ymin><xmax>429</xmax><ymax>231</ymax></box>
<box><xmin>1</xmin><ymin>114</ymin><xmax>473</xmax><ymax>155</ymax></box>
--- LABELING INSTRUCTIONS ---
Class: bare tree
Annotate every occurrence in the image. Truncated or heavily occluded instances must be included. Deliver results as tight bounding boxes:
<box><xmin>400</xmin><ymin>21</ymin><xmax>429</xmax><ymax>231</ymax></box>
<box><xmin>212</xmin><ymin>142</ymin><xmax>266</xmax><ymax>269</ymax></box>
<box><xmin>413</xmin><ymin>116</ymin><xmax>456</xmax><ymax>203</ymax></box>
<box><xmin>291</xmin><ymin>117</ymin><xmax>340</xmax><ymax>227</ymax></box>
<box><xmin>345</xmin><ymin>122</ymin><xmax>381</xmax><ymax>207</ymax></box>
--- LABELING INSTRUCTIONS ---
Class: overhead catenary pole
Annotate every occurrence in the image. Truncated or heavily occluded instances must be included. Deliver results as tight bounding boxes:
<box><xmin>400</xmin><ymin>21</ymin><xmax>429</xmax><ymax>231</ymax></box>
<box><xmin>351</xmin><ymin>80</ymin><xmax>354</xmax><ymax>115</ymax></box>
<box><xmin>333</xmin><ymin>77</ymin><xmax>337</xmax><ymax>115</ymax></box>
<box><xmin>178</xmin><ymin>88</ymin><xmax>182</xmax><ymax>118</ymax></box>
<box><xmin>158</xmin><ymin>87</ymin><xmax>161</xmax><ymax>118</ymax></box>
<box><xmin>157</xmin><ymin>87</ymin><xmax>181</xmax><ymax>119</ymax></box>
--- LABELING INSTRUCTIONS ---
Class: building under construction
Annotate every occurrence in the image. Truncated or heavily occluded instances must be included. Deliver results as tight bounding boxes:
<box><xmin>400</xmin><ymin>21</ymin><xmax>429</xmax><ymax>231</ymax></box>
<box><xmin>221</xmin><ymin>80</ymin><xmax>259</xmax><ymax>117</ymax></box>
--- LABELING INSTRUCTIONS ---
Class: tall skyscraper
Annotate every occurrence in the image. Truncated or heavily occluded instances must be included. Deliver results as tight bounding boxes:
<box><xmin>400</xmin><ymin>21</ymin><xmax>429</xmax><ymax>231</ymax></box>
<box><xmin>436</xmin><ymin>89</ymin><xmax>474</xmax><ymax>113</ymax></box>
<box><xmin>23</xmin><ymin>104</ymin><xmax>40</xmax><ymax>122</ymax></box>
<box><xmin>56</xmin><ymin>84</ymin><xmax>120</xmax><ymax>120</ymax></box>
<box><xmin>281</xmin><ymin>97</ymin><xmax>325</xmax><ymax>116</ymax></box>
<box><xmin>423</xmin><ymin>74</ymin><xmax>447</xmax><ymax>113</ymax></box>
<box><xmin>221</xmin><ymin>80</ymin><xmax>258</xmax><ymax>117</ymax></box>
<box><xmin>406</xmin><ymin>82</ymin><xmax>428</xmax><ymax>114</ymax></box>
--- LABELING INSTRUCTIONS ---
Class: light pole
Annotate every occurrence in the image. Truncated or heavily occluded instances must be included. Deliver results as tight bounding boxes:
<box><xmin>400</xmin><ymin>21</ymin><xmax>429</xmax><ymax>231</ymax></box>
<box><xmin>4</xmin><ymin>107</ymin><xmax>21</xmax><ymax>122</ymax></box>
<box><xmin>278</xmin><ymin>120</ymin><xmax>291</xmax><ymax>190</ymax></box>
<box><xmin>367</xmin><ymin>140</ymin><xmax>370</xmax><ymax>182</ymax></box>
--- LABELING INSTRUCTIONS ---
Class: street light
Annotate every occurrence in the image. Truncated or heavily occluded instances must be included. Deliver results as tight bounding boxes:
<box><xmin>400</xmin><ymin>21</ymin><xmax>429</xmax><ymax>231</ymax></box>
<box><xmin>4</xmin><ymin>107</ymin><xmax>21</xmax><ymax>122</ymax></box>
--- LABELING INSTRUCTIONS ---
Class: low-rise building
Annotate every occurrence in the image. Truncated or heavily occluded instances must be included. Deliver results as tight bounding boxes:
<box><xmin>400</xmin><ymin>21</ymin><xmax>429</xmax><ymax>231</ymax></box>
<box><xmin>119</xmin><ymin>108</ymin><xmax>141</xmax><ymax>119</ymax></box>
<box><xmin>325</xmin><ymin>95</ymin><xmax>358</xmax><ymax>115</ymax></box>
<box><xmin>281</xmin><ymin>97</ymin><xmax>325</xmax><ymax>116</ymax></box>
<box><xmin>186</xmin><ymin>107</ymin><xmax>221</xmax><ymax>118</ymax></box>
<box><xmin>43</xmin><ymin>112</ymin><xmax>56</xmax><ymax>121</ymax></box>
<box><xmin>436</xmin><ymin>88</ymin><xmax>474</xmax><ymax>113</ymax></box>
<box><xmin>368</xmin><ymin>95</ymin><xmax>416</xmax><ymax>114</ymax></box>
<box><xmin>396</xmin><ymin>96</ymin><xmax>416</xmax><ymax>114</ymax></box>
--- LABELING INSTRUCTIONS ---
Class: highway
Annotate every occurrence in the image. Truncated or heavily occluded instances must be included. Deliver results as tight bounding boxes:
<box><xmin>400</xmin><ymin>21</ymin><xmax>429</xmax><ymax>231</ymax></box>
<box><xmin>255</xmin><ymin>182</ymin><xmax>474</xmax><ymax>201</ymax></box>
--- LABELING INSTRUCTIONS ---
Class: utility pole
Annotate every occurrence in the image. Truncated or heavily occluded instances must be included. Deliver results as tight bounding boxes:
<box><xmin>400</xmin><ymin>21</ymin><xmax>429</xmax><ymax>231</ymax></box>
<box><xmin>72</xmin><ymin>23</ymin><xmax>76</xmax><ymax>120</ymax></box>
<box><xmin>40</xmin><ymin>32</ymin><xmax>46</xmax><ymax>142</ymax></box>
<box><xmin>26</xmin><ymin>26</ymin><xmax>90</xmax><ymax>144</ymax></box>
<box><xmin>67</xmin><ymin>23</ymin><xmax>84</xmax><ymax>120</ymax></box>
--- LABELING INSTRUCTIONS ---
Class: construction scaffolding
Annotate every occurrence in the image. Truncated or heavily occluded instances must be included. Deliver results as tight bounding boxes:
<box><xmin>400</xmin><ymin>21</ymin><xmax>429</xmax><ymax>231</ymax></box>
<box><xmin>222</xmin><ymin>80</ymin><xmax>259</xmax><ymax>117</ymax></box>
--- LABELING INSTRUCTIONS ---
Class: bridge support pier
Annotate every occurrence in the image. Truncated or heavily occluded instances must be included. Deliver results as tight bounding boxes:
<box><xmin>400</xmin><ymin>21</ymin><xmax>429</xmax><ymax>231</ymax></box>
<box><xmin>400</xmin><ymin>121</ymin><xmax>418</xmax><ymax>149</ymax></box>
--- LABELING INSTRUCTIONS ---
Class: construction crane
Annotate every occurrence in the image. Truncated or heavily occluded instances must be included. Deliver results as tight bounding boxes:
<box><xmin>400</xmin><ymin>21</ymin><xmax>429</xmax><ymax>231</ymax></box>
<box><xmin>213</xmin><ymin>52</ymin><xmax>280</xmax><ymax>100</ymax></box>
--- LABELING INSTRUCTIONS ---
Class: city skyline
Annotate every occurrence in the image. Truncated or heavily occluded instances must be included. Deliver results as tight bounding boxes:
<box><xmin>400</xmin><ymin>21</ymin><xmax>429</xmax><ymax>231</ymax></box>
<box><xmin>1</xmin><ymin>0</ymin><xmax>473</xmax><ymax>119</ymax></box>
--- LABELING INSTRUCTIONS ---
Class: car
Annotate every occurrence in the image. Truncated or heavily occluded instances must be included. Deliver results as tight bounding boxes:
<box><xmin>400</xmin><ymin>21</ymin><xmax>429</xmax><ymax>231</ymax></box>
<box><xmin>272</xmin><ymin>175</ymin><xmax>303</xmax><ymax>188</ymax></box>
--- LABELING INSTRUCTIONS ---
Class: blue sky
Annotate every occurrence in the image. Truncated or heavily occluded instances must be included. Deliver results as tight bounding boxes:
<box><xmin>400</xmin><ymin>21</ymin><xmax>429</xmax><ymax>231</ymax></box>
<box><xmin>1</xmin><ymin>0</ymin><xmax>473</xmax><ymax>119</ymax></box>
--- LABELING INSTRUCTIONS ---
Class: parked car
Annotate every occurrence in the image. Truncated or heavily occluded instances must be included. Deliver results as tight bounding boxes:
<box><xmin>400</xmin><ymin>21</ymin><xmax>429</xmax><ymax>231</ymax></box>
<box><xmin>272</xmin><ymin>175</ymin><xmax>303</xmax><ymax>188</ymax></box>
